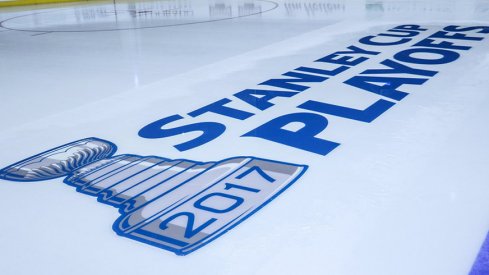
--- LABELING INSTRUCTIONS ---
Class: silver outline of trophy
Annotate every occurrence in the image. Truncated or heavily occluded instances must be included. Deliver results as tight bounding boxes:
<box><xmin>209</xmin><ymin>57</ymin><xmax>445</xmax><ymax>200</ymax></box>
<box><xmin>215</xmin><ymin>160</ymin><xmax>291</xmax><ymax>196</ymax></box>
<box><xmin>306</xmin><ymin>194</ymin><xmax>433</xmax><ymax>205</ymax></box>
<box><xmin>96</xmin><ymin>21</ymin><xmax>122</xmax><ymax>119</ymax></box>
<box><xmin>0</xmin><ymin>137</ymin><xmax>307</xmax><ymax>255</ymax></box>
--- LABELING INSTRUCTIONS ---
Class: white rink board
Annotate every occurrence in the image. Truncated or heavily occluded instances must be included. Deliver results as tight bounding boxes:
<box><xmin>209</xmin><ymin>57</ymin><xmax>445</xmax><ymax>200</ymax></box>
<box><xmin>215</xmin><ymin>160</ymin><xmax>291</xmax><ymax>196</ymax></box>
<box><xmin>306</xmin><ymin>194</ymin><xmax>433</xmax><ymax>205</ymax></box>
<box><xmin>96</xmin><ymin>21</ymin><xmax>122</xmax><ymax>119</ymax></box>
<box><xmin>1</xmin><ymin>1</ymin><xmax>489</xmax><ymax>275</ymax></box>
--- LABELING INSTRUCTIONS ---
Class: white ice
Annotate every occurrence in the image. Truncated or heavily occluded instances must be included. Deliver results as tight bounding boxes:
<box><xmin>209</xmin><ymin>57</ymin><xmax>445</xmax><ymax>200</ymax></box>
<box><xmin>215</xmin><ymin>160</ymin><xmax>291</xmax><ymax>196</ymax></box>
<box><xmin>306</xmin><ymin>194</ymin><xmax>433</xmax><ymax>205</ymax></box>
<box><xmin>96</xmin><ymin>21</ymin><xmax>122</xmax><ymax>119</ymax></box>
<box><xmin>0</xmin><ymin>1</ymin><xmax>489</xmax><ymax>275</ymax></box>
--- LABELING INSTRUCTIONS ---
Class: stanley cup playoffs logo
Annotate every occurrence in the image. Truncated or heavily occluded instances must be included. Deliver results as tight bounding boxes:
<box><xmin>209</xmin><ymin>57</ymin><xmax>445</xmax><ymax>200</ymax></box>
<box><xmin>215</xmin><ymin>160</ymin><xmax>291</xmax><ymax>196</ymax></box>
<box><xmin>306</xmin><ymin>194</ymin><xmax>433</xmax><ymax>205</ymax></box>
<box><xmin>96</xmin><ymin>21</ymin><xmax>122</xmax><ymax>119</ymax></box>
<box><xmin>0</xmin><ymin>138</ymin><xmax>307</xmax><ymax>255</ymax></box>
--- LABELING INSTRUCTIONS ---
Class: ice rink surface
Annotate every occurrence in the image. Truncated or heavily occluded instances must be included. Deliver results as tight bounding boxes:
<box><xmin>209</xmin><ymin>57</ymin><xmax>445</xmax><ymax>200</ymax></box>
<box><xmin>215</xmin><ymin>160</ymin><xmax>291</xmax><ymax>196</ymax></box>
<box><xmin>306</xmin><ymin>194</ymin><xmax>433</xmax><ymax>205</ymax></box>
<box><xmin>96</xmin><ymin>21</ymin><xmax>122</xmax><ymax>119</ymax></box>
<box><xmin>1</xmin><ymin>0</ymin><xmax>489</xmax><ymax>274</ymax></box>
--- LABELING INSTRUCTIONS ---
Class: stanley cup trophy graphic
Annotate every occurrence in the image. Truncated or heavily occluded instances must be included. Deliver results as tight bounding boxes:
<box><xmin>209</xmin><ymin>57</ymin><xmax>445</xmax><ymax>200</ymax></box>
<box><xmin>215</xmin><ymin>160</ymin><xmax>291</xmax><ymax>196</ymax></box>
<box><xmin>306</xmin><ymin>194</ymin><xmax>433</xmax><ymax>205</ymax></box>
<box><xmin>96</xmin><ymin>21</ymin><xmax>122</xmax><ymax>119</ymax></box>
<box><xmin>0</xmin><ymin>137</ymin><xmax>307</xmax><ymax>255</ymax></box>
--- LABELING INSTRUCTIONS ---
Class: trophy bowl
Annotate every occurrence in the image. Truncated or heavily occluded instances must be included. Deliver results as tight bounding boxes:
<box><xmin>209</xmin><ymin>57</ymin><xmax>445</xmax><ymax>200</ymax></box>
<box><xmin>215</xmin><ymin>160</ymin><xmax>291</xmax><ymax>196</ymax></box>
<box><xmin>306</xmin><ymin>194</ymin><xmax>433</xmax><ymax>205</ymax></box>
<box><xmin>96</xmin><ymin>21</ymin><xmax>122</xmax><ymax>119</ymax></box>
<box><xmin>0</xmin><ymin>138</ymin><xmax>117</xmax><ymax>182</ymax></box>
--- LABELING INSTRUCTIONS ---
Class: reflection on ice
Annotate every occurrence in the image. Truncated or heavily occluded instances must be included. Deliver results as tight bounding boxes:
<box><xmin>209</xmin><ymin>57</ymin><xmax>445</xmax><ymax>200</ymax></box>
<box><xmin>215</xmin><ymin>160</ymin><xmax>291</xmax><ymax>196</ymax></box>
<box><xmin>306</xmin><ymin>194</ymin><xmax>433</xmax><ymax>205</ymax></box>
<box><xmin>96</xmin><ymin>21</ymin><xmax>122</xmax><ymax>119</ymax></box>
<box><xmin>284</xmin><ymin>1</ymin><xmax>345</xmax><ymax>17</ymax></box>
<box><xmin>2</xmin><ymin>0</ymin><xmax>488</xmax><ymax>32</ymax></box>
<box><xmin>366</xmin><ymin>0</ymin><xmax>454</xmax><ymax>18</ymax></box>
<box><xmin>1</xmin><ymin>0</ymin><xmax>275</xmax><ymax>32</ymax></box>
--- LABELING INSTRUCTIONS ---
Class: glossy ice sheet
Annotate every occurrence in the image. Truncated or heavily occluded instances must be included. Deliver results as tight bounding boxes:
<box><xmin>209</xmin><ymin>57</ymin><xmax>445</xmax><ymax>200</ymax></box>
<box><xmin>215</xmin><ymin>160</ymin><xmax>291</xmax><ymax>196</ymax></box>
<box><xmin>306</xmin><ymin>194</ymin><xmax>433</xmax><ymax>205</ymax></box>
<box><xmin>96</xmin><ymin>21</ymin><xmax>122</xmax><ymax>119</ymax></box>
<box><xmin>1</xmin><ymin>1</ymin><xmax>489</xmax><ymax>275</ymax></box>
